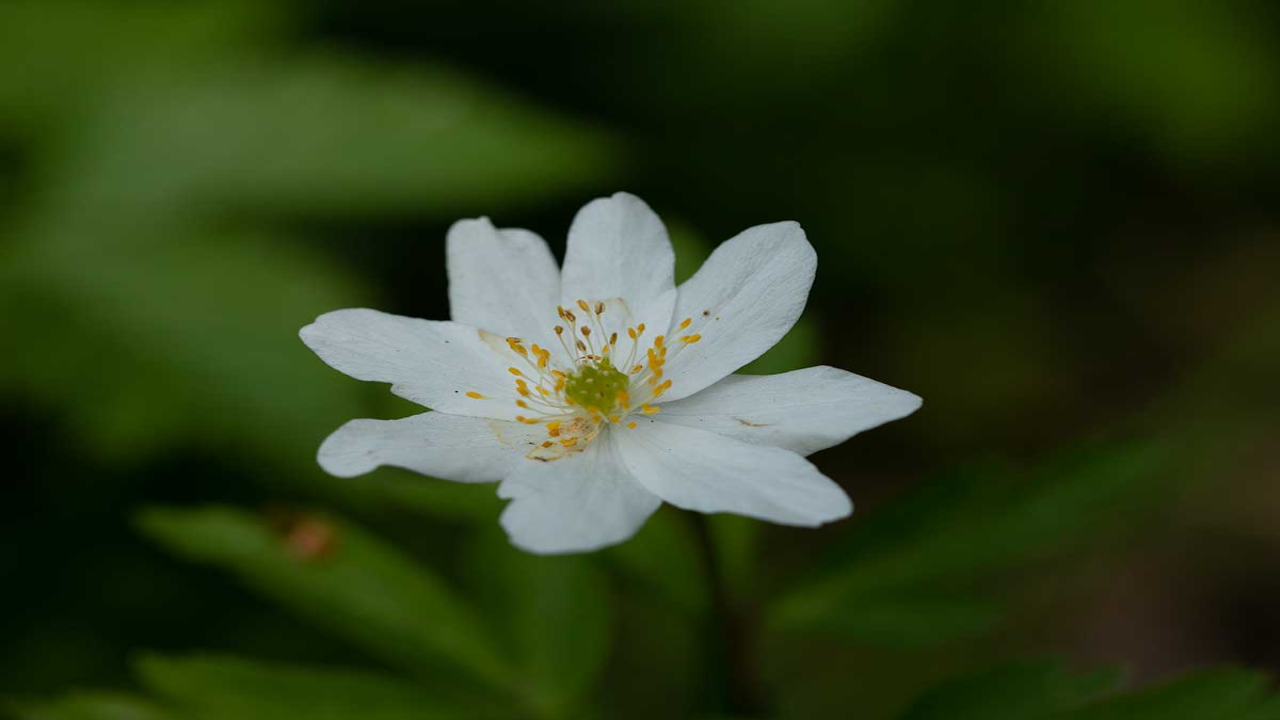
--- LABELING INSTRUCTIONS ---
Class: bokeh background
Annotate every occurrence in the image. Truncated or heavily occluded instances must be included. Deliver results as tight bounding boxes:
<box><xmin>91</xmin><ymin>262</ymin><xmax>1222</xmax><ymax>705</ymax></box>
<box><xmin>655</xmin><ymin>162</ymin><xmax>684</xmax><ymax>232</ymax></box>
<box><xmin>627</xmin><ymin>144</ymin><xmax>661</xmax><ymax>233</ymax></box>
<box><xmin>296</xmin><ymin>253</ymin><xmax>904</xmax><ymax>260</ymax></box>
<box><xmin>3</xmin><ymin>2</ymin><xmax>1279</xmax><ymax>719</ymax></box>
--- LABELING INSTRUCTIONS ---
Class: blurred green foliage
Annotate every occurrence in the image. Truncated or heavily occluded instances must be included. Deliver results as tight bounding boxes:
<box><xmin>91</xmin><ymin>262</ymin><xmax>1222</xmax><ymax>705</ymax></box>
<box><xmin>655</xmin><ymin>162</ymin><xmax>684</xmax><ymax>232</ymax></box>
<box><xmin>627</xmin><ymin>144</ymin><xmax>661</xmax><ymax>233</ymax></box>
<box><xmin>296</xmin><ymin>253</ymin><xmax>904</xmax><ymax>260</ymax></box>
<box><xmin>5</xmin><ymin>0</ymin><xmax>1280</xmax><ymax>719</ymax></box>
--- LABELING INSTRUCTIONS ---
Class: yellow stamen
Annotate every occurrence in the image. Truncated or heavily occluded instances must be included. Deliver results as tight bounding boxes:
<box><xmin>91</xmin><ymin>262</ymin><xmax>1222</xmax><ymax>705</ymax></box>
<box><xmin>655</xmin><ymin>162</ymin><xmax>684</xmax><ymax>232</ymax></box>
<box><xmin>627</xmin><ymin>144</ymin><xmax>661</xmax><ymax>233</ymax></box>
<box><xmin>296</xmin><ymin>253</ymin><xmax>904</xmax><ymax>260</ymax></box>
<box><xmin>627</xmin><ymin>421</ymin><xmax>638</xmax><ymax>429</ymax></box>
<box><xmin>506</xmin><ymin>338</ymin><xmax>528</xmax><ymax>356</ymax></box>
<box><xmin>641</xmin><ymin>403</ymin><xmax>661</xmax><ymax>415</ymax></box>
<box><xmin>576</xmin><ymin>299</ymin><xmax>591</xmax><ymax>313</ymax></box>
<box><xmin>508</xmin><ymin>367</ymin><xmax>525</xmax><ymax>377</ymax></box>
<box><xmin>654</xmin><ymin>335</ymin><xmax>665</xmax><ymax>348</ymax></box>
<box><xmin>608</xmin><ymin>414</ymin><xmax>620</xmax><ymax>423</ymax></box>
<box><xmin>679</xmin><ymin>317</ymin><xmax>692</xmax><ymax>330</ymax></box>
<box><xmin>680</xmin><ymin>334</ymin><xmax>702</xmax><ymax>344</ymax></box>
<box><xmin>465</xmin><ymin>391</ymin><xmax>484</xmax><ymax>399</ymax></box>
<box><xmin>652</xmin><ymin>379</ymin><xmax>672</xmax><ymax>397</ymax></box>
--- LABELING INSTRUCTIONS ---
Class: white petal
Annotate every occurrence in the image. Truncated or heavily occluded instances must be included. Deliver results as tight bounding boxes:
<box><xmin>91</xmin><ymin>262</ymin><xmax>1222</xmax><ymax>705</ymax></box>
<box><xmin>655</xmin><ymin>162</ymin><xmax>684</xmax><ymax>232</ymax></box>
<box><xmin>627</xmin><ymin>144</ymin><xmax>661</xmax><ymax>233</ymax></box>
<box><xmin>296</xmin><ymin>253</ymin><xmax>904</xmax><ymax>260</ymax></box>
<box><xmin>318</xmin><ymin>412</ymin><xmax>543</xmax><ymax>481</ymax></box>
<box><xmin>446</xmin><ymin>218</ymin><xmax>560</xmax><ymax>346</ymax></box>
<box><xmin>560</xmin><ymin>192</ymin><xmax>677</xmax><ymax>339</ymax></box>
<box><xmin>300</xmin><ymin>308</ymin><xmax>524</xmax><ymax>419</ymax></box>
<box><xmin>497</xmin><ymin>432</ymin><xmax>662</xmax><ymax>554</ymax></box>
<box><xmin>616</xmin><ymin>419</ymin><xmax>851</xmax><ymax>526</ymax></box>
<box><xmin>658</xmin><ymin>367</ymin><xmax>922</xmax><ymax>456</ymax></box>
<box><xmin>660</xmin><ymin>222</ymin><xmax>816</xmax><ymax>402</ymax></box>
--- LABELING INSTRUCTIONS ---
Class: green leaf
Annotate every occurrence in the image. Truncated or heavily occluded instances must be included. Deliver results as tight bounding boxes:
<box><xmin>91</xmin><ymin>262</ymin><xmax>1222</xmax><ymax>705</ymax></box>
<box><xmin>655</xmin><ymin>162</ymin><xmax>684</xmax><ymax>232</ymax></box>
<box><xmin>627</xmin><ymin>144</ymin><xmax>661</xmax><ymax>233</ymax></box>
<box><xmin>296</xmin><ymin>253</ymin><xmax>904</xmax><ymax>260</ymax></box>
<box><xmin>899</xmin><ymin>660</ymin><xmax>1121</xmax><ymax>720</ymax></box>
<box><xmin>135</xmin><ymin>653</ymin><xmax>500</xmax><ymax>720</ymax></box>
<box><xmin>0</xmin><ymin>0</ymin><xmax>281</xmax><ymax>135</ymax></box>
<box><xmin>770</xmin><ymin>440</ymin><xmax>1172</xmax><ymax>646</ymax></box>
<box><xmin>464</xmin><ymin>527</ymin><xmax>612</xmax><ymax>719</ymax></box>
<box><xmin>902</xmin><ymin>662</ymin><xmax>1280</xmax><ymax>720</ymax></box>
<box><xmin>0</xmin><ymin>233</ymin><xmax>372</xmax><ymax>474</ymax></box>
<box><xmin>1060</xmin><ymin>668</ymin><xmax>1280</xmax><ymax>720</ymax></box>
<box><xmin>61</xmin><ymin>56</ymin><xmax>619</xmax><ymax>220</ymax></box>
<box><xmin>0</xmin><ymin>0</ymin><xmax>620</xmax><ymax>476</ymax></box>
<box><xmin>7</xmin><ymin>693</ymin><xmax>176</xmax><ymax>720</ymax></box>
<box><xmin>136</xmin><ymin>506</ymin><xmax>512</xmax><ymax>689</ymax></box>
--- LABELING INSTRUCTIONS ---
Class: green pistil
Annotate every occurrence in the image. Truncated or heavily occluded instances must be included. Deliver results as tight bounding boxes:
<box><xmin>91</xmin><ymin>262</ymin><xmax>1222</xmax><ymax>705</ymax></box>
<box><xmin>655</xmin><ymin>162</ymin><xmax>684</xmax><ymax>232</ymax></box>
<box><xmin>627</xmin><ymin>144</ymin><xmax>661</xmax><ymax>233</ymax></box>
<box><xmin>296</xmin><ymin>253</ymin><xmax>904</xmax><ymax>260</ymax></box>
<box><xmin>564</xmin><ymin>359</ymin><xmax>629</xmax><ymax>414</ymax></box>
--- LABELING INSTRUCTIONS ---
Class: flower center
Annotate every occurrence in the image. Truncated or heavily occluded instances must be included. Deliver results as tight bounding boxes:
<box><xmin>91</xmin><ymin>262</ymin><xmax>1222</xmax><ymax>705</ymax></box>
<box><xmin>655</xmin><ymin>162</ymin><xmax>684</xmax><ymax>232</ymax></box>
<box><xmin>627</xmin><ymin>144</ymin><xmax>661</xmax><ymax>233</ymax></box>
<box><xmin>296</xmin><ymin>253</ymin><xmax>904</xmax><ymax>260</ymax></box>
<box><xmin>563</xmin><ymin>358</ymin><xmax>629</xmax><ymax>415</ymax></box>
<box><xmin>466</xmin><ymin>298</ymin><xmax>704</xmax><ymax>461</ymax></box>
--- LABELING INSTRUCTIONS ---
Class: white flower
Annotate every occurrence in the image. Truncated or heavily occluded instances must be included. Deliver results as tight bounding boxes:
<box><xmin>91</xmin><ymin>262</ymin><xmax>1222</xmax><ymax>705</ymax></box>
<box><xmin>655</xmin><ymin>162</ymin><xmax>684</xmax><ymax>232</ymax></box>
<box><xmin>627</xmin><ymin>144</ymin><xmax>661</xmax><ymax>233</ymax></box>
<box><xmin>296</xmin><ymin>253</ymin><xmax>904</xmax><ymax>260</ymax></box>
<box><xmin>301</xmin><ymin>192</ymin><xmax>921</xmax><ymax>554</ymax></box>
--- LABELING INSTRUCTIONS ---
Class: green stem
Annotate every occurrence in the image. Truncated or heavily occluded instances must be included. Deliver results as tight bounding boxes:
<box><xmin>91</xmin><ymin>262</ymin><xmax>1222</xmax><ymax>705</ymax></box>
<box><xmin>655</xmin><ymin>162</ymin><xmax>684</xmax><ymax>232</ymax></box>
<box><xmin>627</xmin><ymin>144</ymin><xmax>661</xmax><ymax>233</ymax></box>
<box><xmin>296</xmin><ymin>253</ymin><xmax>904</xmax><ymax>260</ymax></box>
<box><xmin>692</xmin><ymin>514</ymin><xmax>766</xmax><ymax>716</ymax></box>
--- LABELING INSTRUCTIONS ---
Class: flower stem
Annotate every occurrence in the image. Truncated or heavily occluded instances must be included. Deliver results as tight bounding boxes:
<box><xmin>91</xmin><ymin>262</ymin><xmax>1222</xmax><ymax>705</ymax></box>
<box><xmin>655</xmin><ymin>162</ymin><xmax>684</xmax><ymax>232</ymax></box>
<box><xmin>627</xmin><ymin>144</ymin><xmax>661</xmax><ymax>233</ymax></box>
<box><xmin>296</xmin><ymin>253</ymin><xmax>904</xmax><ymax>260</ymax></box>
<box><xmin>691</xmin><ymin>514</ymin><xmax>766</xmax><ymax>716</ymax></box>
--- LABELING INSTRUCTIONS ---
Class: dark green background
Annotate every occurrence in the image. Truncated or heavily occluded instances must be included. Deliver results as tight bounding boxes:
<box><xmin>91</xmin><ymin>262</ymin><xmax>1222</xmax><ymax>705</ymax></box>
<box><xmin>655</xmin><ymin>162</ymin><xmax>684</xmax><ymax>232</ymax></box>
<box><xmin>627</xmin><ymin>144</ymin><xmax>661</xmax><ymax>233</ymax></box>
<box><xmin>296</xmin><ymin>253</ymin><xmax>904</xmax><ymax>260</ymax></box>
<box><xmin>3</xmin><ymin>2</ymin><xmax>1279</xmax><ymax>718</ymax></box>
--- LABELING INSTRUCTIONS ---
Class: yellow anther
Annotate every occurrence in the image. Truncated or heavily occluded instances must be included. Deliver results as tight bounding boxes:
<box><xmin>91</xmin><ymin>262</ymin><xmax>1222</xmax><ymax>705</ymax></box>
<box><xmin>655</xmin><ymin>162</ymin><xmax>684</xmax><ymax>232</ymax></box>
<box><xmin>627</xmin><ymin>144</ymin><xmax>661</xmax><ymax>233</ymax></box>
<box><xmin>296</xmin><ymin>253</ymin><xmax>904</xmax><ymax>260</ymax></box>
<box><xmin>679</xmin><ymin>317</ymin><xmax>692</xmax><ymax>330</ymax></box>
<box><xmin>637</xmin><ymin>323</ymin><xmax>646</xmax><ymax>334</ymax></box>
<box><xmin>609</xmin><ymin>414</ymin><xmax>620</xmax><ymax>423</ymax></box>
<box><xmin>630</xmin><ymin>364</ymin><xmax>644</xmax><ymax>374</ymax></box>
<box><xmin>680</xmin><ymin>334</ymin><xmax>702</xmax><ymax>344</ymax></box>
<box><xmin>576</xmin><ymin>340</ymin><xmax>587</xmax><ymax>352</ymax></box>
<box><xmin>627</xmin><ymin>327</ymin><xmax>637</xmax><ymax>340</ymax></box>
<box><xmin>561</xmin><ymin>437</ymin><xmax>579</xmax><ymax>447</ymax></box>
<box><xmin>517</xmin><ymin>400</ymin><xmax>530</xmax><ymax>409</ymax></box>
<box><xmin>627</xmin><ymin>421</ymin><xmax>638</xmax><ymax>429</ymax></box>
<box><xmin>557</xmin><ymin>306</ymin><xmax>567</xmax><ymax>319</ymax></box>
<box><xmin>565</xmin><ymin>310</ymin><xmax>577</xmax><ymax>322</ymax></box>
<box><xmin>609</xmin><ymin>332</ymin><xmax>618</xmax><ymax>346</ymax></box>
<box><xmin>537</xmin><ymin>387</ymin><xmax>550</xmax><ymax>396</ymax></box>
<box><xmin>648</xmin><ymin>369</ymin><xmax>664</xmax><ymax>386</ymax></box>
<box><xmin>551</xmin><ymin>370</ymin><xmax>566</xmax><ymax>379</ymax></box>
<box><xmin>641</xmin><ymin>403</ymin><xmax>661</xmax><ymax>415</ymax></box>
<box><xmin>654</xmin><ymin>335</ymin><xmax>665</xmax><ymax>348</ymax></box>
<box><xmin>506</xmin><ymin>338</ymin><xmax>528</xmax><ymax>356</ymax></box>
<box><xmin>595</xmin><ymin>301</ymin><xmax>605</xmax><ymax>314</ymax></box>
<box><xmin>653</xmin><ymin>379</ymin><xmax>672</xmax><ymax>397</ymax></box>
<box><xmin>465</xmin><ymin>391</ymin><xmax>485</xmax><ymax>399</ymax></box>
<box><xmin>541</xmin><ymin>440</ymin><xmax>555</xmax><ymax>448</ymax></box>
<box><xmin>617</xmin><ymin>390</ymin><xmax>630</xmax><ymax>408</ymax></box>
<box><xmin>508</xmin><ymin>367</ymin><xmax>525</xmax><ymax>377</ymax></box>
<box><xmin>581</xmin><ymin>326</ymin><xmax>591</xmax><ymax>337</ymax></box>
<box><xmin>577</xmin><ymin>299</ymin><xmax>591</xmax><ymax>313</ymax></box>
<box><xmin>555</xmin><ymin>325</ymin><xmax>564</xmax><ymax>335</ymax></box>
<box><xmin>546</xmin><ymin>421</ymin><xmax>562</xmax><ymax>432</ymax></box>
<box><xmin>517</xmin><ymin>386</ymin><xmax>530</xmax><ymax>397</ymax></box>
<box><xmin>586</xmin><ymin>405</ymin><xmax>600</xmax><ymax>414</ymax></box>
